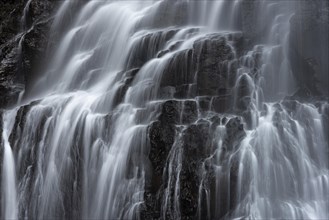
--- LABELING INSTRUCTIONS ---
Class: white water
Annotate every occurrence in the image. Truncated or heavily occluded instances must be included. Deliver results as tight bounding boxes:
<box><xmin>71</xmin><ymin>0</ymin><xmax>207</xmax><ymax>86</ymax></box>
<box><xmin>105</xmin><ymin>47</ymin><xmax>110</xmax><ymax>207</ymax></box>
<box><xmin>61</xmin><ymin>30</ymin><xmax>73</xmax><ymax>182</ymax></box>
<box><xmin>1</xmin><ymin>0</ymin><xmax>328</xmax><ymax>219</ymax></box>
<box><xmin>1</xmin><ymin>110</ymin><xmax>18</xmax><ymax>219</ymax></box>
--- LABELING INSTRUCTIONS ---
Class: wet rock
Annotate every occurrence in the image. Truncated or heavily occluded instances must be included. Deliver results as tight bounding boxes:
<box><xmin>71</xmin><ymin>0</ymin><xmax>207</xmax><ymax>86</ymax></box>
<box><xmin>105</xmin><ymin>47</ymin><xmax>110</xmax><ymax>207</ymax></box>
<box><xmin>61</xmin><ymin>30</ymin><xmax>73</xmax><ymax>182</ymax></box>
<box><xmin>210</xmin><ymin>115</ymin><xmax>222</xmax><ymax>129</ymax></box>
<box><xmin>234</xmin><ymin>73</ymin><xmax>253</xmax><ymax>112</ymax></box>
<box><xmin>179</xmin><ymin>167</ymin><xmax>199</xmax><ymax>217</ymax></box>
<box><xmin>112</xmin><ymin>68</ymin><xmax>140</xmax><ymax>107</ymax></box>
<box><xmin>0</xmin><ymin>109</ymin><xmax>3</xmax><ymax>136</ymax></box>
<box><xmin>159</xmin><ymin>100</ymin><xmax>198</xmax><ymax>125</ymax></box>
<box><xmin>144</xmin><ymin>119</ymin><xmax>176</xmax><ymax>219</ymax></box>
<box><xmin>145</xmin><ymin>99</ymin><xmax>199</xmax><ymax>219</ymax></box>
<box><xmin>194</xmin><ymin>34</ymin><xmax>235</xmax><ymax>96</ymax></box>
<box><xmin>241</xmin><ymin>0</ymin><xmax>263</xmax><ymax>45</ymax></box>
<box><xmin>174</xmin><ymin>83</ymin><xmax>197</xmax><ymax>99</ymax></box>
<box><xmin>320</xmin><ymin>103</ymin><xmax>329</xmax><ymax>144</ymax></box>
<box><xmin>148</xmin><ymin>120</ymin><xmax>175</xmax><ymax>176</ymax></box>
<box><xmin>231</xmin><ymin>72</ymin><xmax>255</xmax><ymax>127</ymax></box>
<box><xmin>211</xmin><ymin>95</ymin><xmax>232</xmax><ymax>113</ymax></box>
<box><xmin>281</xmin><ymin>99</ymin><xmax>300</xmax><ymax>114</ymax></box>
<box><xmin>181</xmin><ymin>100</ymin><xmax>198</xmax><ymax>124</ymax></box>
<box><xmin>197</xmin><ymin>96</ymin><xmax>212</xmax><ymax>112</ymax></box>
<box><xmin>145</xmin><ymin>108</ymin><xmax>246</xmax><ymax>219</ymax></box>
<box><xmin>180</xmin><ymin>121</ymin><xmax>212</xmax><ymax>218</ymax></box>
<box><xmin>0</xmin><ymin>1</ymin><xmax>25</xmax><ymax>107</ymax></box>
<box><xmin>159</xmin><ymin>100</ymin><xmax>180</xmax><ymax>124</ymax></box>
<box><xmin>182</xmin><ymin>121</ymin><xmax>213</xmax><ymax>160</ymax></box>
<box><xmin>0</xmin><ymin>0</ymin><xmax>57</xmax><ymax>108</ymax></box>
<box><xmin>22</xmin><ymin>17</ymin><xmax>54</xmax><ymax>91</ymax></box>
<box><xmin>0</xmin><ymin>2</ymin><xmax>25</xmax><ymax>44</ymax></box>
<box><xmin>159</xmin><ymin>86</ymin><xmax>176</xmax><ymax>99</ymax></box>
<box><xmin>160</xmin><ymin>49</ymin><xmax>196</xmax><ymax>89</ymax></box>
<box><xmin>223</xmin><ymin>117</ymin><xmax>246</xmax><ymax>152</ymax></box>
<box><xmin>9</xmin><ymin>100</ymin><xmax>39</xmax><ymax>153</ymax></box>
<box><xmin>289</xmin><ymin>1</ymin><xmax>329</xmax><ymax>96</ymax></box>
<box><xmin>228</xmin><ymin>32</ymin><xmax>244</xmax><ymax>58</ymax></box>
<box><xmin>157</xmin><ymin>41</ymin><xmax>184</xmax><ymax>58</ymax></box>
<box><xmin>126</xmin><ymin>29</ymin><xmax>179</xmax><ymax>69</ymax></box>
<box><xmin>179</xmin><ymin>118</ymin><xmax>232</xmax><ymax>219</ymax></box>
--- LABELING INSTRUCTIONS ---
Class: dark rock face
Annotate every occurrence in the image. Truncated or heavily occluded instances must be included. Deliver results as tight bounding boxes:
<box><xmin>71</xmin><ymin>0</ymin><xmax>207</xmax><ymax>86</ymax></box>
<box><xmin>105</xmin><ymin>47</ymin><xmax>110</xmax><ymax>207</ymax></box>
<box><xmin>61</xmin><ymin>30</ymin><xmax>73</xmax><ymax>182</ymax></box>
<box><xmin>179</xmin><ymin>121</ymin><xmax>217</xmax><ymax>219</ymax></box>
<box><xmin>112</xmin><ymin>68</ymin><xmax>140</xmax><ymax>107</ymax></box>
<box><xmin>146</xmin><ymin>100</ymin><xmax>198</xmax><ymax>196</ymax></box>
<box><xmin>9</xmin><ymin>101</ymin><xmax>38</xmax><ymax>154</ymax></box>
<box><xmin>159</xmin><ymin>100</ymin><xmax>198</xmax><ymax>125</ymax></box>
<box><xmin>194</xmin><ymin>35</ymin><xmax>235</xmax><ymax>96</ymax></box>
<box><xmin>157</xmin><ymin>33</ymin><xmax>241</xmax><ymax>112</ymax></box>
<box><xmin>144</xmin><ymin>93</ymin><xmax>247</xmax><ymax>219</ymax></box>
<box><xmin>127</xmin><ymin>30</ymin><xmax>242</xmax><ymax>113</ymax></box>
<box><xmin>289</xmin><ymin>0</ymin><xmax>329</xmax><ymax>97</ymax></box>
<box><xmin>0</xmin><ymin>0</ymin><xmax>57</xmax><ymax>108</ymax></box>
<box><xmin>149</xmin><ymin>120</ymin><xmax>175</xmax><ymax>176</ymax></box>
<box><xmin>126</xmin><ymin>29</ymin><xmax>180</xmax><ymax>69</ymax></box>
<box><xmin>138</xmin><ymin>29</ymin><xmax>252</xmax><ymax>219</ymax></box>
<box><xmin>160</xmin><ymin>49</ymin><xmax>196</xmax><ymax>90</ymax></box>
<box><xmin>0</xmin><ymin>2</ymin><xmax>23</xmax><ymax>105</ymax></box>
<box><xmin>224</xmin><ymin>117</ymin><xmax>246</xmax><ymax>152</ymax></box>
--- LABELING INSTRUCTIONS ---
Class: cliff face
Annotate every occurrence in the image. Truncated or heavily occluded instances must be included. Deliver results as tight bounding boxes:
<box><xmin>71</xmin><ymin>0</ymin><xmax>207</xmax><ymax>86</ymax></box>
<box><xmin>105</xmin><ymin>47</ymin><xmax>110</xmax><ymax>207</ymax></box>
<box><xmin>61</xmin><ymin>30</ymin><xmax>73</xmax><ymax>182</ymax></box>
<box><xmin>0</xmin><ymin>0</ymin><xmax>56</xmax><ymax>108</ymax></box>
<box><xmin>289</xmin><ymin>0</ymin><xmax>329</xmax><ymax>97</ymax></box>
<box><xmin>0</xmin><ymin>1</ymin><xmax>328</xmax><ymax>219</ymax></box>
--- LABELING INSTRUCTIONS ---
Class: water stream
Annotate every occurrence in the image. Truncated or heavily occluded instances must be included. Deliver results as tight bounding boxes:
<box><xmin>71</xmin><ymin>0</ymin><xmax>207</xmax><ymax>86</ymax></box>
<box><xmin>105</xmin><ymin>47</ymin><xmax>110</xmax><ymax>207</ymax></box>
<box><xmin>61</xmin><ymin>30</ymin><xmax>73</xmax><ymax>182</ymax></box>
<box><xmin>1</xmin><ymin>0</ymin><xmax>328</xmax><ymax>219</ymax></box>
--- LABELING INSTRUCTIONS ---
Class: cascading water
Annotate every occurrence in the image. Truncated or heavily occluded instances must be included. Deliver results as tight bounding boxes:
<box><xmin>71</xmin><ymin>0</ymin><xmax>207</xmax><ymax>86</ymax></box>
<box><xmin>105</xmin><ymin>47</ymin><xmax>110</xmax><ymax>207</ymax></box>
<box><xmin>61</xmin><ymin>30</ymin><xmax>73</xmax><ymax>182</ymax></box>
<box><xmin>0</xmin><ymin>0</ymin><xmax>328</xmax><ymax>219</ymax></box>
<box><xmin>1</xmin><ymin>110</ymin><xmax>18</xmax><ymax>219</ymax></box>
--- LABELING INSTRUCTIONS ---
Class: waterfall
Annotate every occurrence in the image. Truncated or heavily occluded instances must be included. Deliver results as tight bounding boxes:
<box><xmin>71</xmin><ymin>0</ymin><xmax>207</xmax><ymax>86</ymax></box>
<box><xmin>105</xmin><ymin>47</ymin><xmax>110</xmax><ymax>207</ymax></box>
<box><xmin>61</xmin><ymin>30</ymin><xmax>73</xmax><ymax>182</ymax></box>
<box><xmin>1</xmin><ymin>110</ymin><xmax>18</xmax><ymax>219</ymax></box>
<box><xmin>1</xmin><ymin>0</ymin><xmax>328</xmax><ymax>219</ymax></box>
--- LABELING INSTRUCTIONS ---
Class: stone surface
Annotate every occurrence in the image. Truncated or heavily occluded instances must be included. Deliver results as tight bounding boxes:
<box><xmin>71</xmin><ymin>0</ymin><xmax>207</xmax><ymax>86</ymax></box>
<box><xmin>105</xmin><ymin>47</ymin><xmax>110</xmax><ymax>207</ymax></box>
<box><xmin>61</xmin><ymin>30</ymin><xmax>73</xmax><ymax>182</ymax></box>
<box><xmin>0</xmin><ymin>0</ymin><xmax>57</xmax><ymax>108</ymax></box>
<box><xmin>145</xmin><ymin>97</ymin><xmax>248</xmax><ymax>219</ymax></box>
<box><xmin>289</xmin><ymin>0</ymin><xmax>329</xmax><ymax>97</ymax></box>
<box><xmin>194</xmin><ymin>34</ymin><xmax>235</xmax><ymax>96</ymax></box>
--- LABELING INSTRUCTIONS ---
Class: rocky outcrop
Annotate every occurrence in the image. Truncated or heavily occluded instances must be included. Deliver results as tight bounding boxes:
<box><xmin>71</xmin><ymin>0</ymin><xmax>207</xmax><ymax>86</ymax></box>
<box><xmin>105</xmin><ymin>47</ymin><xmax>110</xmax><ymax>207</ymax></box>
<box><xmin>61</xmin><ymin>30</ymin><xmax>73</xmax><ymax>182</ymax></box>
<box><xmin>146</xmin><ymin>100</ymin><xmax>198</xmax><ymax>198</ymax></box>
<box><xmin>135</xmin><ymin>29</ymin><xmax>253</xmax><ymax>219</ymax></box>
<box><xmin>112</xmin><ymin>68</ymin><xmax>140</xmax><ymax>107</ymax></box>
<box><xmin>289</xmin><ymin>0</ymin><xmax>329</xmax><ymax>97</ymax></box>
<box><xmin>194</xmin><ymin>35</ymin><xmax>235</xmax><ymax>96</ymax></box>
<box><xmin>128</xmin><ymin>30</ymin><xmax>243</xmax><ymax>109</ymax></box>
<box><xmin>0</xmin><ymin>1</ymin><xmax>24</xmax><ymax>108</ymax></box>
<box><xmin>0</xmin><ymin>0</ymin><xmax>57</xmax><ymax>108</ymax></box>
<box><xmin>144</xmin><ymin>95</ymin><xmax>247</xmax><ymax>219</ymax></box>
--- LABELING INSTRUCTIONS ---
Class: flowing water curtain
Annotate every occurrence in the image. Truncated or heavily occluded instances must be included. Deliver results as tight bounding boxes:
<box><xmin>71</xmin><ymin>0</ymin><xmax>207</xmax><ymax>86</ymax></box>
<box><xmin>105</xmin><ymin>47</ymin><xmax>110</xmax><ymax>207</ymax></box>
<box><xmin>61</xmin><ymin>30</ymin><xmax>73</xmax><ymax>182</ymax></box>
<box><xmin>0</xmin><ymin>0</ymin><xmax>328</xmax><ymax>219</ymax></box>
